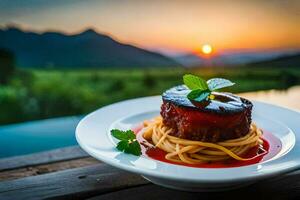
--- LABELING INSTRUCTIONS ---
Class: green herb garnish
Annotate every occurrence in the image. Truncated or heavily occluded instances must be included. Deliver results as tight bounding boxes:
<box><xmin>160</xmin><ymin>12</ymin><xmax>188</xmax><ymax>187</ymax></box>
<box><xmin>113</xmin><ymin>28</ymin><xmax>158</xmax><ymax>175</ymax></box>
<box><xmin>111</xmin><ymin>129</ymin><xmax>141</xmax><ymax>156</ymax></box>
<box><xmin>183</xmin><ymin>74</ymin><xmax>235</xmax><ymax>102</ymax></box>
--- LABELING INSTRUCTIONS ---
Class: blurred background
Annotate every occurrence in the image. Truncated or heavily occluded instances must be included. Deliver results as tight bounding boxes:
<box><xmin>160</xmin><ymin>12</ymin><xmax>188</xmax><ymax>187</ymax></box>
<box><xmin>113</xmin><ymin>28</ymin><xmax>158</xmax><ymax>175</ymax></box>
<box><xmin>0</xmin><ymin>0</ymin><xmax>299</xmax><ymax>158</ymax></box>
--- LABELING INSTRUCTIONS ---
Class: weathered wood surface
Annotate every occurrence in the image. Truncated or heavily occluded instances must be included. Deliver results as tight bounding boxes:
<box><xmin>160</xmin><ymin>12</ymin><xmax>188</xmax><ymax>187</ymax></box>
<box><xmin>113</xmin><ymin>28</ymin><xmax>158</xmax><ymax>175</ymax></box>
<box><xmin>0</xmin><ymin>152</ymin><xmax>299</xmax><ymax>199</ymax></box>
<box><xmin>0</xmin><ymin>157</ymin><xmax>98</xmax><ymax>181</ymax></box>
<box><xmin>0</xmin><ymin>146</ymin><xmax>87</xmax><ymax>171</ymax></box>
<box><xmin>1</xmin><ymin>161</ymin><xmax>300</xmax><ymax>200</ymax></box>
<box><xmin>0</xmin><ymin>163</ymin><xmax>148</xmax><ymax>200</ymax></box>
<box><xmin>88</xmin><ymin>172</ymin><xmax>300</xmax><ymax>200</ymax></box>
<box><xmin>0</xmin><ymin>148</ymin><xmax>300</xmax><ymax>200</ymax></box>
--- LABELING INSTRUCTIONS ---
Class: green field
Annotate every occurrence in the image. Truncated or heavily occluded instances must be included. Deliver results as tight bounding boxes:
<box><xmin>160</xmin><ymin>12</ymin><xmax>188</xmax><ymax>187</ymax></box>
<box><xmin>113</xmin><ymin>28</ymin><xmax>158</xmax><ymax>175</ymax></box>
<box><xmin>0</xmin><ymin>66</ymin><xmax>300</xmax><ymax>125</ymax></box>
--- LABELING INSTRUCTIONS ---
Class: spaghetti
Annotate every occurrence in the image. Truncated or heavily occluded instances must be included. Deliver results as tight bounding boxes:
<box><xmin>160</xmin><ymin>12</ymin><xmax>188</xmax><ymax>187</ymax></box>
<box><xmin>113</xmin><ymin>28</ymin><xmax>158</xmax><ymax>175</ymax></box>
<box><xmin>142</xmin><ymin>116</ymin><xmax>264</xmax><ymax>164</ymax></box>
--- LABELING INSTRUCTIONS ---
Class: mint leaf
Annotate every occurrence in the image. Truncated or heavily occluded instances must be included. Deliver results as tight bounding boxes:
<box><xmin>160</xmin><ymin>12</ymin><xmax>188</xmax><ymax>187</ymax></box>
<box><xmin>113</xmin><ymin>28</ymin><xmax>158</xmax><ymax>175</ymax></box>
<box><xmin>125</xmin><ymin>141</ymin><xmax>142</xmax><ymax>156</ymax></box>
<box><xmin>183</xmin><ymin>74</ymin><xmax>208</xmax><ymax>90</ymax></box>
<box><xmin>187</xmin><ymin>89</ymin><xmax>211</xmax><ymax>102</ymax></box>
<box><xmin>207</xmin><ymin>78</ymin><xmax>235</xmax><ymax>91</ymax></box>
<box><xmin>183</xmin><ymin>74</ymin><xmax>235</xmax><ymax>103</ymax></box>
<box><xmin>116</xmin><ymin>140</ymin><xmax>129</xmax><ymax>151</ymax></box>
<box><xmin>111</xmin><ymin>129</ymin><xmax>141</xmax><ymax>156</ymax></box>
<box><xmin>111</xmin><ymin>129</ymin><xmax>135</xmax><ymax>141</ymax></box>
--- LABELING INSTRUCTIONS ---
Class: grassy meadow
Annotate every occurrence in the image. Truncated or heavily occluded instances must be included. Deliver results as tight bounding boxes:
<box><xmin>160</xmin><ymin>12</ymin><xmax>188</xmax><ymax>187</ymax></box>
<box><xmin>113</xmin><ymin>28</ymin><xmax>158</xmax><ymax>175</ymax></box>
<box><xmin>0</xmin><ymin>66</ymin><xmax>300</xmax><ymax>125</ymax></box>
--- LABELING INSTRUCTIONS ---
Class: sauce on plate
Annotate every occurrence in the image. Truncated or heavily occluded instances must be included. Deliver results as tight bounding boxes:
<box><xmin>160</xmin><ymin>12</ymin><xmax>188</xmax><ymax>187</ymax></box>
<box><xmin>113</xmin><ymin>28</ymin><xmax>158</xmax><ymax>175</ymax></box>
<box><xmin>133</xmin><ymin>125</ymin><xmax>282</xmax><ymax>168</ymax></box>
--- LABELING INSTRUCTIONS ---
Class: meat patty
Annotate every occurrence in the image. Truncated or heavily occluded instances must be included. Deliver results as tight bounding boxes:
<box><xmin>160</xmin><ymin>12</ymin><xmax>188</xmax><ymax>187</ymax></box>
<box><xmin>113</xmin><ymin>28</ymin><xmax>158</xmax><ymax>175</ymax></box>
<box><xmin>160</xmin><ymin>85</ymin><xmax>253</xmax><ymax>142</ymax></box>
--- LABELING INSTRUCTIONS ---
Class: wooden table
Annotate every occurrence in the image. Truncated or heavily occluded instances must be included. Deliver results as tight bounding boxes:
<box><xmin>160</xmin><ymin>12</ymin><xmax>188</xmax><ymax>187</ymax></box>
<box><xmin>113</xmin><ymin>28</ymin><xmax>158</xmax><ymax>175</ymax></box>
<box><xmin>1</xmin><ymin>146</ymin><xmax>300</xmax><ymax>200</ymax></box>
<box><xmin>1</xmin><ymin>87</ymin><xmax>300</xmax><ymax>200</ymax></box>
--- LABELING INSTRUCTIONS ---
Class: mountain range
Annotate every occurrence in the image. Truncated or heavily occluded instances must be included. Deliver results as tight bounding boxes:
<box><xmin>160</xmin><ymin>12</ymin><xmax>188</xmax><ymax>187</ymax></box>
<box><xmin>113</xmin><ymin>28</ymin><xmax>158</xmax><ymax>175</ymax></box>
<box><xmin>172</xmin><ymin>50</ymin><xmax>300</xmax><ymax>67</ymax></box>
<box><xmin>0</xmin><ymin>26</ymin><xmax>179</xmax><ymax>68</ymax></box>
<box><xmin>1</xmin><ymin>26</ymin><xmax>299</xmax><ymax>68</ymax></box>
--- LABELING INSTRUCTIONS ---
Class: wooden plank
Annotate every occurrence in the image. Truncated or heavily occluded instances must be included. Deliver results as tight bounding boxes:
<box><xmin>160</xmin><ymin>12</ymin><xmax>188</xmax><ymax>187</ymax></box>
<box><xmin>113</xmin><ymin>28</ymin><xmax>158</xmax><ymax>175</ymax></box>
<box><xmin>0</xmin><ymin>146</ymin><xmax>88</xmax><ymax>171</ymax></box>
<box><xmin>88</xmin><ymin>184</ymin><xmax>255</xmax><ymax>200</ymax></box>
<box><xmin>0</xmin><ymin>163</ymin><xmax>149</xmax><ymax>200</ymax></box>
<box><xmin>89</xmin><ymin>171</ymin><xmax>300</xmax><ymax>200</ymax></box>
<box><xmin>1</xmin><ymin>162</ymin><xmax>300</xmax><ymax>200</ymax></box>
<box><xmin>0</xmin><ymin>157</ymin><xmax>98</xmax><ymax>181</ymax></box>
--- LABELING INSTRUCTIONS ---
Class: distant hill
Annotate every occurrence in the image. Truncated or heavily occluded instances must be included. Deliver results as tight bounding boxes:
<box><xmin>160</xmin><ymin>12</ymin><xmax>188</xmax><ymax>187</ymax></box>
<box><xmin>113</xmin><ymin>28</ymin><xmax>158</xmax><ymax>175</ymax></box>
<box><xmin>245</xmin><ymin>53</ymin><xmax>300</xmax><ymax>68</ymax></box>
<box><xmin>0</xmin><ymin>27</ymin><xmax>179</xmax><ymax>68</ymax></box>
<box><xmin>172</xmin><ymin>50</ymin><xmax>300</xmax><ymax>68</ymax></box>
<box><xmin>172</xmin><ymin>54</ymin><xmax>205</xmax><ymax>67</ymax></box>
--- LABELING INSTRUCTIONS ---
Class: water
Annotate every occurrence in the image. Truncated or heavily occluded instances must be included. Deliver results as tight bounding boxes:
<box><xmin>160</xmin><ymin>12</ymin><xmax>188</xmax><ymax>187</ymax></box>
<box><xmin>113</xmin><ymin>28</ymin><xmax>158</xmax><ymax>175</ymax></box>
<box><xmin>0</xmin><ymin>116</ymin><xmax>83</xmax><ymax>158</ymax></box>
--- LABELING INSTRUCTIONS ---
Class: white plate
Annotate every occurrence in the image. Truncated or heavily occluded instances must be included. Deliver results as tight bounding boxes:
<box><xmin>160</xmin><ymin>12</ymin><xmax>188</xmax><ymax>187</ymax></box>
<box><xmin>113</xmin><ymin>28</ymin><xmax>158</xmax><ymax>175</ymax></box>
<box><xmin>76</xmin><ymin>96</ymin><xmax>300</xmax><ymax>191</ymax></box>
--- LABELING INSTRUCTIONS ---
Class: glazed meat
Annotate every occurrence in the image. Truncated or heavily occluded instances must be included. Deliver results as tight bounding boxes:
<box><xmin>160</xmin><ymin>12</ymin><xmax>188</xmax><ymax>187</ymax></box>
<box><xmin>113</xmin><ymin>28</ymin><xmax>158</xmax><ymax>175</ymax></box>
<box><xmin>161</xmin><ymin>85</ymin><xmax>253</xmax><ymax>142</ymax></box>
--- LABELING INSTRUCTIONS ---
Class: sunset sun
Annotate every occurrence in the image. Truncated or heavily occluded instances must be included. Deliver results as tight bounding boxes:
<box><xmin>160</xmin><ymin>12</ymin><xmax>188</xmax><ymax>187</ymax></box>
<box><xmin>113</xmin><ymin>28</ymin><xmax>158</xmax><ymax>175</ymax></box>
<box><xmin>201</xmin><ymin>44</ymin><xmax>213</xmax><ymax>55</ymax></box>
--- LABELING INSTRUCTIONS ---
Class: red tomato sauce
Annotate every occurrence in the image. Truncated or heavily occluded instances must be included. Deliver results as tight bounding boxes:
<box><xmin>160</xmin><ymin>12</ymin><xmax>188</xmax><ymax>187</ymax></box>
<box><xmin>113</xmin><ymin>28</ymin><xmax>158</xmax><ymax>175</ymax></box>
<box><xmin>133</xmin><ymin>124</ymin><xmax>282</xmax><ymax>168</ymax></box>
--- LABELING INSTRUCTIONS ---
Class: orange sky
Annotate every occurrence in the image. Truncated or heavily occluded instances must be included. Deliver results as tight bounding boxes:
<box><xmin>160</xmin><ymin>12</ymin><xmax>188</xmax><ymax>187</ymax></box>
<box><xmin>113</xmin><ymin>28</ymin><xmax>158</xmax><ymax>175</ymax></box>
<box><xmin>0</xmin><ymin>0</ymin><xmax>299</xmax><ymax>54</ymax></box>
